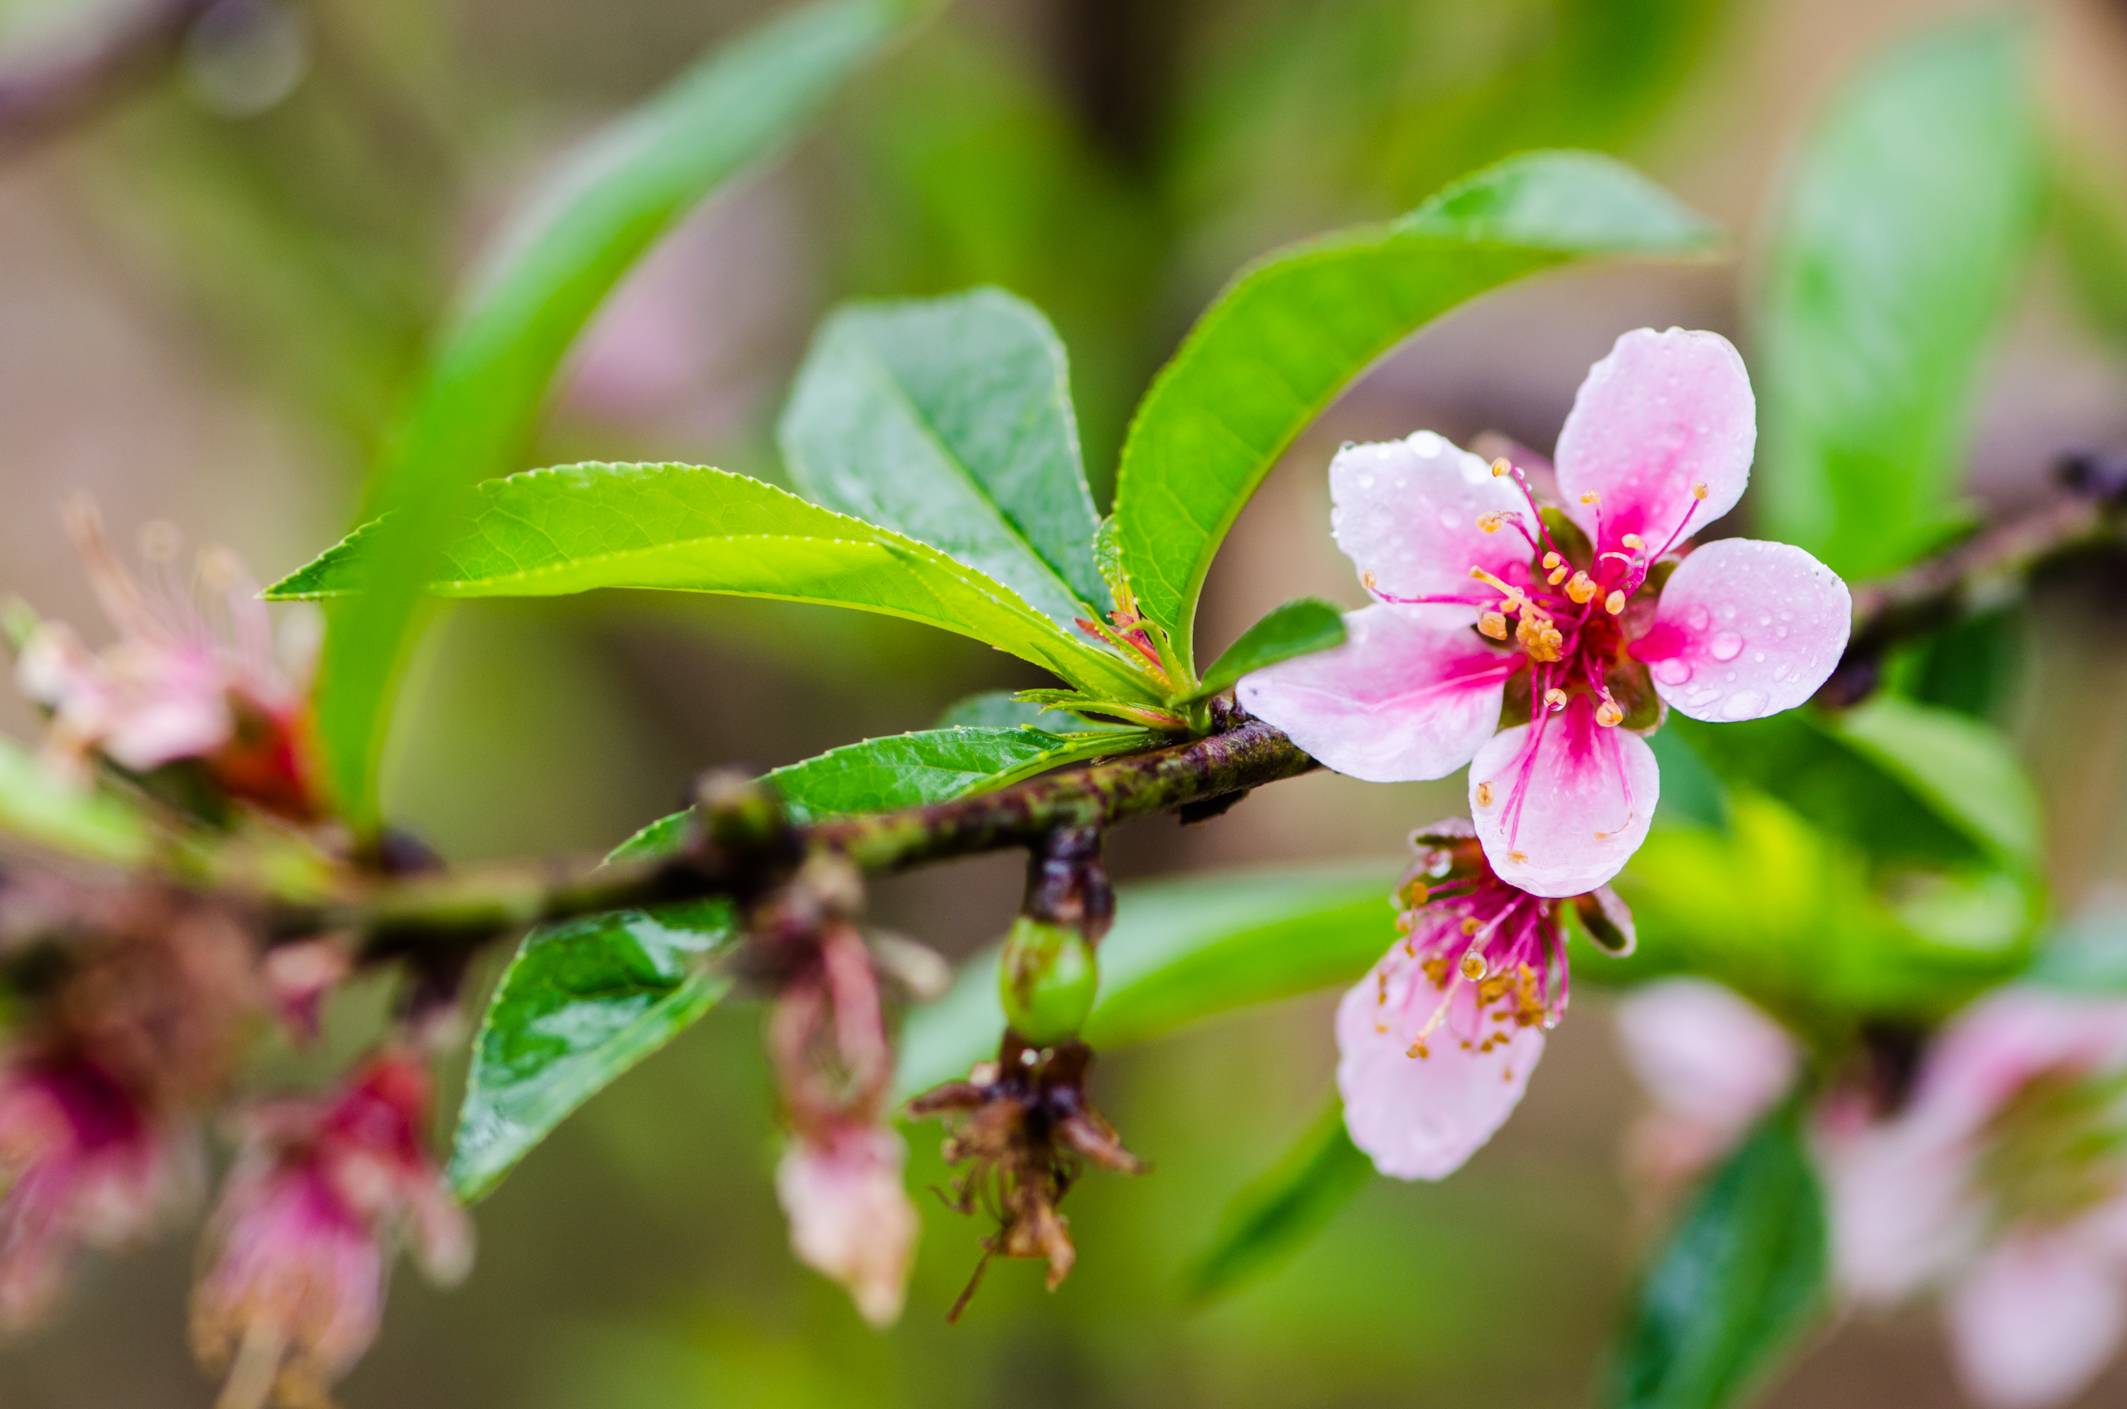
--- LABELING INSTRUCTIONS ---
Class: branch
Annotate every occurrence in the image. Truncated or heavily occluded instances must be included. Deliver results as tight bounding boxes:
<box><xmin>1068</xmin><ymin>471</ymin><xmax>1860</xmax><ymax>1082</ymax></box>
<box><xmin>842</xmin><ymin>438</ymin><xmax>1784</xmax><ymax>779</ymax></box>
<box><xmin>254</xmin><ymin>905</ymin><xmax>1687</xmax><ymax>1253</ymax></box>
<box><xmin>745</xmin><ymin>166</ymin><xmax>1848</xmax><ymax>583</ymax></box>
<box><xmin>244</xmin><ymin>473</ymin><xmax>2127</xmax><ymax>947</ymax></box>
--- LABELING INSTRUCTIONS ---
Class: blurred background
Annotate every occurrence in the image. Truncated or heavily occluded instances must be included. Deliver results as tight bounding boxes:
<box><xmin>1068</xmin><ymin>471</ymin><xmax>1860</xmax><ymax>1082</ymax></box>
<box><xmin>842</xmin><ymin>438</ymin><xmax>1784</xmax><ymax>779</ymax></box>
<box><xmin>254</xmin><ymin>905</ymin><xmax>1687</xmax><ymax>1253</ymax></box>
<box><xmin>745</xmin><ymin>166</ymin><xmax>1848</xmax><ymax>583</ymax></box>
<box><xmin>3</xmin><ymin>0</ymin><xmax>2126</xmax><ymax>1403</ymax></box>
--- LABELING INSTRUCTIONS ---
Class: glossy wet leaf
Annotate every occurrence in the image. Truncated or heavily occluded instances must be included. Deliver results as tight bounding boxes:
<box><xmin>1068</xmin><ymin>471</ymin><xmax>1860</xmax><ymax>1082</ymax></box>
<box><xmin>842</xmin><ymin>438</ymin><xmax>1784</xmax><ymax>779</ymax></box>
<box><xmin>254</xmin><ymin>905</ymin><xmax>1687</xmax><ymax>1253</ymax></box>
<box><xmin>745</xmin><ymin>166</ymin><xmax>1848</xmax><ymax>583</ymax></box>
<box><xmin>1605</xmin><ymin>1103</ymin><xmax>1828</xmax><ymax>1409</ymax></box>
<box><xmin>779</xmin><ymin>288</ymin><xmax>1108</xmax><ymax>628</ymax></box>
<box><xmin>1185</xmin><ymin>598</ymin><xmax>1346</xmax><ymax>703</ymax></box>
<box><xmin>449</xmin><ymin>899</ymin><xmax>739</xmax><ymax>1203</ymax></box>
<box><xmin>1754</xmin><ymin>16</ymin><xmax>2038</xmax><ymax>579</ymax></box>
<box><xmin>895</xmin><ymin>862</ymin><xmax>1393</xmax><ymax>1098</ymax></box>
<box><xmin>1826</xmin><ymin>694</ymin><xmax>2039</xmax><ymax>868</ymax></box>
<box><xmin>1110</xmin><ymin>150</ymin><xmax>1717</xmax><ymax>678</ymax></box>
<box><xmin>270</xmin><ymin>462</ymin><xmax>1155</xmax><ymax>701</ymax></box>
<box><xmin>610</xmin><ymin>722</ymin><xmax>1156</xmax><ymax>860</ymax></box>
<box><xmin>307</xmin><ymin>0</ymin><xmax>924</xmax><ymax>824</ymax></box>
<box><xmin>933</xmin><ymin>690</ymin><xmax>1137</xmax><ymax>733</ymax></box>
<box><xmin>1186</xmin><ymin>1096</ymin><xmax>1373</xmax><ymax>1302</ymax></box>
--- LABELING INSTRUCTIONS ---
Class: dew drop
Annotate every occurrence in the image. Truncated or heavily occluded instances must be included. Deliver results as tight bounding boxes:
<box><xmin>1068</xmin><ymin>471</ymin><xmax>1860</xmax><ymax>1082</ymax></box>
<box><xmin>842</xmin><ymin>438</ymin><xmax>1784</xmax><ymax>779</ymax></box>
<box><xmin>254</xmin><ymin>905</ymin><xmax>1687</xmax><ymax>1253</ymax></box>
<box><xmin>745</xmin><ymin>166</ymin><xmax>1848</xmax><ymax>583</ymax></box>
<box><xmin>1722</xmin><ymin>689</ymin><xmax>1767</xmax><ymax>720</ymax></box>
<box><xmin>1686</xmin><ymin>606</ymin><xmax>1712</xmax><ymax>632</ymax></box>
<box><xmin>1709</xmin><ymin>631</ymin><xmax>1743</xmax><ymax>662</ymax></box>
<box><xmin>1651</xmin><ymin>657</ymin><xmax>1692</xmax><ymax>686</ymax></box>
<box><xmin>1357</xmin><ymin>472</ymin><xmax>1377</xmax><ymax>490</ymax></box>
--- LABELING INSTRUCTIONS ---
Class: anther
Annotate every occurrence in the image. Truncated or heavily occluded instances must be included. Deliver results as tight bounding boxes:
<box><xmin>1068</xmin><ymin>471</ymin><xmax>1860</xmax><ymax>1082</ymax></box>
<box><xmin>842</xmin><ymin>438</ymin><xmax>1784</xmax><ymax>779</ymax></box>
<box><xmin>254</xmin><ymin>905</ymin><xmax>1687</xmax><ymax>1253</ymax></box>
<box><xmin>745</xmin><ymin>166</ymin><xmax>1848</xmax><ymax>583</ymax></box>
<box><xmin>1478</xmin><ymin>611</ymin><xmax>1509</xmax><ymax>641</ymax></box>
<box><xmin>1579</xmin><ymin>491</ymin><xmax>1601</xmax><ymax>506</ymax></box>
<box><xmin>1546</xmin><ymin>564</ymin><xmax>1569</xmax><ymax>586</ymax></box>
<box><xmin>1474</xmin><ymin>781</ymin><xmax>1495</xmax><ymax>807</ymax></box>
<box><xmin>1543</xmin><ymin>687</ymin><xmax>1567</xmax><ymax>711</ymax></box>
<box><xmin>1691</xmin><ymin>482</ymin><xmax>1709</xmax><ymax>501</ymax></box>
<box><xmin>1460</xmin><ymin>917</ymin><xmax>1480</xmax><ymax>935</ymax></box>
<box><xmin>1603</xmin><ymin>589</ymin><xmax>1625</xmax><ymax>615</ymax></box>
<box><xmin>1595</xmin><ymin>699</ymin><xmax>1624</xmax><ymax>728</ymax></box>
<box><xmin>1541</xmin><ymin>551</ymin><xmax>1562</xmax><ymax>571</ymax></box>
<box><xmin>1459</xmin><ymin>951</ymin><xmax>1488</xmax><ymax>981</ymax></box>
<box><xmin>1361</xmin><ymin>569</ymin><xmax>1378</xmax><ymax>589</ymax></box>
<box><xmin>1620</xmin><ymin>533</ymin><xmax>1645</xmax><ymax>551</ymax></box>
<box><xmin>1489</xmin><ymin>458</ymin><xmax>1511</xmax><ymax>478</ymax></box>
<box><xmin>1477</xmin><ymin>511</ymin><xmax>1507</xmax><ymax>534</ymax></box>
<box><xmin>1565</xmin><ymin>572</ymin><xmax>1596</xmax><ymax>605</ymax></box>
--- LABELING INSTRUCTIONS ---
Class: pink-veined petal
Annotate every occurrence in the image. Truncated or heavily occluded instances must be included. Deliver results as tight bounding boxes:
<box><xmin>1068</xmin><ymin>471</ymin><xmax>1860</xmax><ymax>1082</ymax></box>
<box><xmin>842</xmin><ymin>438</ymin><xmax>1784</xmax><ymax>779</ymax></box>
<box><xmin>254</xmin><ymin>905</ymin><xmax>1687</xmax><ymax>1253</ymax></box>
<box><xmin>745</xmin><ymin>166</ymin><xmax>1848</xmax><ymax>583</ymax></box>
<box><xmin>1636</xmin><ymin>538</ymin><xmax>1850</xmax><ymax>723</ymax></box>
<box><xmin>1947</xmin><ymin>1234</ymin><xmax>2127</xmax><ymax>1409</ymax></box>
<box><xmin>1237</xmin><ymin>604</ymin><xmax>1515</xmax><ymax>783</ymax></box>
<box><xmin>1554</xmin><ymin>328</ymin><xmax>1755</xmax><ymax>554</ymax></box>
<box><xmin>1334</xmin><ymin>946</ymin><xmax>1544</xmax><ymax>1181</ymax></box>
<box><xmin>1615</xmin><ymin>980</ymin><xmax>1799</xmax><ymax>1143</ymax></box>
<box><xmin>1467</xmin><ymin>697</ymin><xmax>1659</xmax><ymax>896</ymax></box>
<box><xmin>1329</xmin><ymin>432</ymin><xmax>1535</xmax><ymax>603</ymax></box>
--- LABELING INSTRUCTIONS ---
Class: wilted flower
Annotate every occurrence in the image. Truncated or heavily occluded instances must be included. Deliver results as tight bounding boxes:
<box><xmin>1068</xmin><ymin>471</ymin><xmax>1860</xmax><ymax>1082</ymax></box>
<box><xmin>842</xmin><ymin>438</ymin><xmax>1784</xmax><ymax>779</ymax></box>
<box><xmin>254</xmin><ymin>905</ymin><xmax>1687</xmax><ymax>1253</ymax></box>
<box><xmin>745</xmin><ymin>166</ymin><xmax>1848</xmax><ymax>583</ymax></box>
<box><xmin>909</xmin><ymin>1034</ymin><xmax>1141</xmax><ymax>1315</ymax></box>
<box><xmin>13</xmin><ymin>503</ymin><xmax>320</xmax><ymax>820</ymax></box>
<box><xmin>0</xmin><ymin>1047</ymin><xmax>194</xmax><ymax>1326</ymax></box>
<box><xmin>1338</xmin><ymin>821</ymin><xmax>1631</xmax><ymax>1180</ymax></box>
<box><xmin>776</xmin><ymin>1121</ymin><xmax>917</xmax><ymax>1327</ymax></box>
<box><xmin>1239</xmin><ymin>329</ymin><xmax>1851</xmax><ymax>895</ymax></box>
<box><xmin>191</xmin><ymin>1050</ymin><xmax>469</xmax><ymax>1409</ymax></box>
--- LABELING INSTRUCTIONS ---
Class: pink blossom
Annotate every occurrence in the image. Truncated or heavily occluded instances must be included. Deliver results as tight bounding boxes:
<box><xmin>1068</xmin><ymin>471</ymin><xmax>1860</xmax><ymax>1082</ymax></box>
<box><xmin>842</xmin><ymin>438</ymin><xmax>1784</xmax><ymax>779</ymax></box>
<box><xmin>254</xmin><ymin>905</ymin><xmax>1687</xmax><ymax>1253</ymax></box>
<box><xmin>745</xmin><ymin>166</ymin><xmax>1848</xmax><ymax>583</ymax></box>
<box><xmin>1337</xmin><ymin>822</ymin><xmax>1630</xmax><ymax>1179</ymax></box>
<box><xmin>776</xmin><ymin>1122</ymin><xmax>918</xmax><ymax>1326</ymax></box>
<box><xmin>14</xmin><ymin>504</ymin><xmax>320</xmax><ymax>821</ymax></box>
<box><xmin>1613</xmin><ymin>979</ymin><xmax>1799</xmax><ymax>1192</ymax></box>
<box><xmin>1815</xmin><ymin>991</ymin><xmax>2127</xmax><ymax>1409</ymax></box>
<box><xmin>1240</xmin><ymin>329</ymin><xmax>1850</xmax><ymax>894</ymax></box>
<box><xmin>0</xmin><ymin>1048</ymin><xmax>192</xmax><ymax>1325</ymax></box>
<box><xmin>191</xmin><ymin>1050</ymin><xmax>469</xmax><ymax>1409</ymax></box>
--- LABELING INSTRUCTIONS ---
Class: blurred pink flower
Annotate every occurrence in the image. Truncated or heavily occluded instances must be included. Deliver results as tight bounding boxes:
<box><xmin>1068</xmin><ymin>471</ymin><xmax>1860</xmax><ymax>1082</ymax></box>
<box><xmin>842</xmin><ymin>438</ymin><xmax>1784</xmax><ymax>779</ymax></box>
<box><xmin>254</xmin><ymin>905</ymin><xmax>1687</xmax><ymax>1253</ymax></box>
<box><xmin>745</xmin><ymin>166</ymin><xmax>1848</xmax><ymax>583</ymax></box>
<box><xmin>0</xmin><ymin>1048</ymin><xmax>192</xmax><ymax>1326</ymax></box>
<box><xmin>1338</xmin><ymin>822</ymin><xmax>1630</xmax><ymax>1179</ymax></box>
<box><xmin>1618</xmin><ymin>985</ymin><xmax>2127</xmax><ymax>1409</ymax></box>
<box><xmin>14</xmin><ymin>504</ymin><xmax>320</xmax><ymax>821</ymax></box>
<box><xmin>776</xmin><ymin>1121</ymin><xmax>917</xmax><ymax>1327</ymax></box>
<box><xmin>191</xmin><ymin>1050</ymin><xmax>468</xmax><ymax>1409</ymax></box>
<box><xmin>1819</xmin><ymin>991</ymin><xmax>2127</xmax><ymax>1409</ymax></box>
<box><xmin>1240</xmin><ymin>328</ymin><xmax>1850</xmax><ymax>895</ymax></box>
<box><xmin>1613</xmin><ymin>979</ymin><xmax>1800</xmax><ymax>1193</ymax></box>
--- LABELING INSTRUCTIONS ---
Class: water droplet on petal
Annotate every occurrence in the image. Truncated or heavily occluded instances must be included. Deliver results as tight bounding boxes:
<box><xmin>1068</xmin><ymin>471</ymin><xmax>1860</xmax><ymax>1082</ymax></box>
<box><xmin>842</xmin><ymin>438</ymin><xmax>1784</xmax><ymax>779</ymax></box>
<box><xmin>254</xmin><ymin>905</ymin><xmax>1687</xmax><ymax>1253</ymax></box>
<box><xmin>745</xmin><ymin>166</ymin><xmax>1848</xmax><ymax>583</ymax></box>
<box><xmin>1709</xmin><ymin>631</ymin><xmax>1743</xmax><ymax>662</ymax></box>
<box><xmin>1651</xmin><ymin>657</ymin><xmax>1692</xmax><ymax>686</ymax></box>
<box><xmin>1722</xmin><ymin>689</ymin><xmax>1767</xmax><ymax>720</ymax></box>
<box><xmin>1686</xmin><ymin>606</ymin><xmax>1712</xmax><ymax>632</ymax></box>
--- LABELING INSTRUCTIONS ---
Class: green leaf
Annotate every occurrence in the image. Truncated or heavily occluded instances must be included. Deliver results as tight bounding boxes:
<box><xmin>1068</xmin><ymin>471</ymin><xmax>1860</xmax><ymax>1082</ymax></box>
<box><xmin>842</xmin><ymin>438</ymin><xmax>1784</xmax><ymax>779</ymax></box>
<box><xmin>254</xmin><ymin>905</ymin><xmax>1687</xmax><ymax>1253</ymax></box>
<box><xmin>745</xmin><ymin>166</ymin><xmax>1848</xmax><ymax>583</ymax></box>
<box><xmin>1111</xmin><ymin>150</ymin><xmax>1717</xmax><ymax>678</ymax></box>
<box><xmin>1185</xmin><ymin>1095</ymin><xmax>1373</xmax><ymax>1302</ymax></box>
<box><xmin>1754</xmin><ymin>17</ymin><xmax>2039</xmax><ymax>579</ymax></box>
<box><xmin>934</xmin><ymin>690</ymin><xmax>1135</xmax><ymax>733</ymax></box>
<box><xmin>0</xmin><ymin>736</ymin><xmax>153</xmax><ymax>867</ymax></box>
<box><xmin>1605</xmin><ymin>1103</ymin><xmax>1828</xmax><ymax>1409</ymax></box>
<box><xmin>448</xmin><ymin>899</ymin><xmax>739</xmax><ymax>1203</ymax></box>
<box><xmin>270</xmin><ymin>463</ymin><xmax>1156</xmax><ymax>701</ymax></box>
<box><xmin>895</xmin><ymin>862</ymin><xmax>1393</xmax><ymax>1098</ymax></box>
<box><xmin>1186</xmin><ymin>598</ymin><xmax>1346</xmax><ymax>703</ymax></box>
<box><xmin>1826</xmin><ymin>695</ymin><xmax>2039</xmax><ymax>869</ymax></box>
<box><xmin>610</xmin><ymin>722</ymin><xmax>1154</xmax><ymax>860</ymax></box>
<box><xmin>309</xmin><ymin>0</ymin><xmax>923</xmax><ymax>826</ymax></box>
<box><xmin>779</xmin><ymin>289</ymin><xmax>1108</xmax><ymax>629</ymax></box>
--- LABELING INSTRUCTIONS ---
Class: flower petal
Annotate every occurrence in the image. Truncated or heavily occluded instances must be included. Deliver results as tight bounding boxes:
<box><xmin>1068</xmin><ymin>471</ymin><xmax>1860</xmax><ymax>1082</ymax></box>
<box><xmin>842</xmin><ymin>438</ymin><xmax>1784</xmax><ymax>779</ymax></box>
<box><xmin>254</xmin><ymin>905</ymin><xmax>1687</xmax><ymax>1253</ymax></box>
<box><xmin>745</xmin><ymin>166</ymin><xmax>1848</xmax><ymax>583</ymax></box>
<box><xmin>1237</xmin><ymin>604</ymin><xmax>1514</xmax><ymax>783</ymax></box>
<box><xmin>1554</xmin><ymin>328</ymin><xmax>1755</xmax><ymax>553</ymax></box>
<box><xmin>1335</xmin><ymin>945</ymin><xmax>1544</xmax><ymax>1181</ymax></box>
<box><xmin>1468</xmin><ymin>697</ymin><xmax>1659</xmax><ymax>896</ymax></box>
<box><xmin>1906</xmin><ymin>990</ymin><xmax>2127</xmax><ymax>1143</ymax></box>
<box><xmin>1947</xmin><ymin>1234</ymin><xmax>2127</xmax><ymax>1409</ymax></box>
<box><xmin>1329</xmin><ymin>432</ymin><xmax>1535</xmax><ymax>603</ymax></box>
<box><xmin>776</xmin><ymin>1126</ymin><xmax>917</xmax><ymax>1327</ymax></box>
<box><xmin>1815</xmin><ymin>1116</ymin><xmax>1974</xmax><ymax>1302</ymax></box>
<box><xmin>1637</xmin><ymin>538</ymin><xmax>1850</xmax><ymax>723</ymax></box>
<box><xmin>1614</xmin><ymin>979</ymin><xmax>1798</xmax><ymax>1143</ymax></box>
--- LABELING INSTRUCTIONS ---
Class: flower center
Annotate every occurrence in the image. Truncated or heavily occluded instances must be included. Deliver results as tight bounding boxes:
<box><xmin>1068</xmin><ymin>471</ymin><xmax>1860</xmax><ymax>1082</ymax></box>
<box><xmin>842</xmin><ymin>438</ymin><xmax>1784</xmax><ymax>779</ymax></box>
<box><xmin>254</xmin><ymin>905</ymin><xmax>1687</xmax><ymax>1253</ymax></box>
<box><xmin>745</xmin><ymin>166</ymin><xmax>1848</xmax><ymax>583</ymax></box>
<box><xmin>1370</xmin><ymin>881</ymin><xmax>1567</xmax><ymax>1062</ymax></box>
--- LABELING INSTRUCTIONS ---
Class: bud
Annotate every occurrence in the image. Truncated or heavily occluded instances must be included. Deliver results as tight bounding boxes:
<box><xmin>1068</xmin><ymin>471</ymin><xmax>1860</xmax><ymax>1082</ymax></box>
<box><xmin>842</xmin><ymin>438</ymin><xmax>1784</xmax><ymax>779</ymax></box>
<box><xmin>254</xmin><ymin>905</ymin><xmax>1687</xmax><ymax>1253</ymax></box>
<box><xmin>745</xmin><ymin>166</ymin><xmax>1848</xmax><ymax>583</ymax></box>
<box><xmin>998</xmin><ymin>917</ymin><xmax>1099</xmax><ymax>1046</ymax></box>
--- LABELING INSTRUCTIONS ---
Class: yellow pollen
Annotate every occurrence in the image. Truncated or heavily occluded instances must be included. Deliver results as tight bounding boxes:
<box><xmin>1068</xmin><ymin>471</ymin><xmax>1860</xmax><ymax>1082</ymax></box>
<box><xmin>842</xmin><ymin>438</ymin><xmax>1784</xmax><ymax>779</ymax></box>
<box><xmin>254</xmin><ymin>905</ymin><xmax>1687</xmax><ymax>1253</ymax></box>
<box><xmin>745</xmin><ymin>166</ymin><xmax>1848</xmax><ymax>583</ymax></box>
<box><xmin>1604</xmin><ymin>589</ymin><xmax>1626</xmax><ymax>615</ymax></box>
<box><xmin>1515</xmin><ymin>614</ymin><xmax>1563</xmax><ymax>662</ymax></box>
<box><xmin>1543</xmin><ymin>687</ymin><xmax>1568</xmax><ymax>711</ymax></box>
<box><xmin>1565</xmin><ymin>572</ymin><xmax>1597</xmax><ymax>605</ymax></box>
<box><xmin>1595</xmin><ymin>699</ymin><xmax>1624</xmax><ymax>728</ymax></box>
<box><xmin>1477</xmin><ymin>511</ymin><xmax>1509</xmax><ymax>534</ymax></box>
<box><xmin>1508</xmin><ymin>850</ymin><xmax>1528</xmax><ymax>864</ymax></box>
<box><xmin>1478</xmin><ymin>611</ymin><xmax>1509</xmax><ymax>641</ymax></box>
<box><xmin>1489</xmin><ymin>457</ymin><xmax>1511</xmax><ymax>478</ymax></box>
<box><xmin>1541</xmin><ymin>551</ymin><xmax>1562</xmax><ymax>571</ymax></box>
<box><xmin>1460</xmin><ymin>917</ymin><xmax>1480</xmax><ymax>935</ymax></box>
<box><xmin>1621</xmin><ymin>532</ymin><xmax>1645</xmax><ymax>551</ymax></box>
<box><xmin>1361</xmin><ymin>569</ymin><xmax>1378</xmax><ymax>589</ymax></box>
<box><xmin>1691</xmin><ymin>482</ymin><xmax>1709</xmax><ymax>501</ymax></box>
<box><xmin>1474</xmin><ymin>781</ymin><xmax>1495</xmax><ymax>807</ymax></box>
<box><xmin>1579</xmin><ymin>491</ymin><xmax>1601</xmax><ymax>506</ymax></box>
<box><xmin>1459</xmin><ymin>951</ymin><xmax>1488</xmax><ymax>981</ymax></box>
<box><xmin>1546</xmin><ymin>564</ymin><xmax>1569</xmax><ymax>586</ymax></box>
<box><xmin>1408</xmin><ymin>1041</ymin><xmax>1430</xmax><ymax>1059</ymax></box>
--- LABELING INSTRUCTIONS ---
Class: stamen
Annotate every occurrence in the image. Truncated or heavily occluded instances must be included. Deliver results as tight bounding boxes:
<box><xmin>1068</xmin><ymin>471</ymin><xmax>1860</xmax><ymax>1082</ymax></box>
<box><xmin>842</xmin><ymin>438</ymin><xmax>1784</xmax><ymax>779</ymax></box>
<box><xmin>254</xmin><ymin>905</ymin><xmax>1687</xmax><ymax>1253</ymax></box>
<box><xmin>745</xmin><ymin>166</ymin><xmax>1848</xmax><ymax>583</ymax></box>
<box><xmin>1546</xmin><ymin>564</ymin><xmax>1569</xmax><ymax>587</ymax></box>
<box><xmin>1564</xmin><ymin>572</ymin><xmax>1596</xmax><ymax>606</ymax></box>
<box><xmin>1578</xmin><ymin>492</ymin><xmax>1601</xmax><ymax>506</ymax></box>
<box><xmin>1477</xmin><ymin>511</ymin><xmax>1510</xmax><ymax>534</ymax></box>
<box><xmin>1478</xmin><ymin>611</ymin><xmax>1509</xmax><ymax>641</ymax></box>
<box><xmin>1691</xmin><ymin>482</ymin><xmax>1709</xmax><ymax>501</ymax></box>
<box><xmin>1595</xmin><ymin>698</ymin><xmax>1623</xmax><ymax>728</ymax></box>
<box><xmin>1459</xmin><ymin>951</ymin><xmax>1488</xmax><ymax>981</ymax></box>
<box><xmin>1542</xmin><ymin>687</ymin><xmax>1567</xmax><ymax>712</ymax></box>
<box><xmin>1541</xmin><ymin>551</ymin><xmax>1562</xmax><ymax>571</ymax></box>
<box><xmin>1489</xmin><ymin>458</ymin><xmax>1511</xmax><ymax>478</ymax></box>
<box><xmin>1603</xmin><ymin>590</ymin><xmax>1625</xmax><ymax>615</ymax></box>
<box><xmin>1474</xmin><ymin>781</ymin><xmax>1495</xmax><ymax>807</ymax></box>
<box><xmin>1620</xmin><ymin>533</ymin><xmax>1644</xmax><ymax>551</ymax></box>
